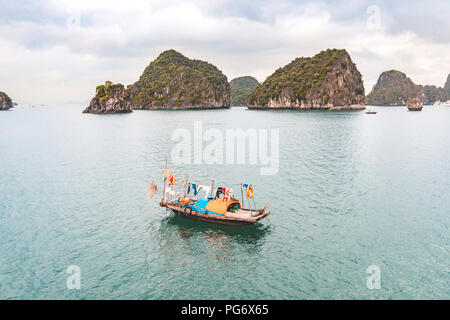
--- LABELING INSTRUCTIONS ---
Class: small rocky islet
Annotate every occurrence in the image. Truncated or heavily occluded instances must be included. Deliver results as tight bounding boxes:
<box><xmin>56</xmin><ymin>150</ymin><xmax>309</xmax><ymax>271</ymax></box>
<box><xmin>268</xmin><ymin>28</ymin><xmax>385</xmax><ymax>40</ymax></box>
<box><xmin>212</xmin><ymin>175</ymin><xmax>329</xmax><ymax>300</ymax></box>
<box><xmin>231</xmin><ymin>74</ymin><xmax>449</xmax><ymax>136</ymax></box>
<box><xmin>0</xmin><ymin>91</ymin><xmax>13</xmax><ymax>111</ymax></box>
<box><xmin>247</xmin><ymin>49</ymin><xmax>365</xmax><ymax>110</ymax></box>
<box><xmin>366</xmin><ymin>70</ymin><xmax>450</xmax><ymax>106</ymax></box>
<box><xmin>83</xmin><ymin>81</ymin><xmax>132</xmax><ymax>114</ymax></box>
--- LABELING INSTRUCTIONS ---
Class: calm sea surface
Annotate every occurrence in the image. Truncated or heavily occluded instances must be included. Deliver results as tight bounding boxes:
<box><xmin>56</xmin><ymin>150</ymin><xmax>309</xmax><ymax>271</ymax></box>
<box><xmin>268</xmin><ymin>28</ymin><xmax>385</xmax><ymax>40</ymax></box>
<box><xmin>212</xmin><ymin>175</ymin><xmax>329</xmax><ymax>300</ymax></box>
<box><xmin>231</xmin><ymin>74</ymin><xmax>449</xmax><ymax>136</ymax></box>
<box><xmin>0</xmin><ymin>105</ymin><xmax>449</xmax><ymax>299</ymax></box>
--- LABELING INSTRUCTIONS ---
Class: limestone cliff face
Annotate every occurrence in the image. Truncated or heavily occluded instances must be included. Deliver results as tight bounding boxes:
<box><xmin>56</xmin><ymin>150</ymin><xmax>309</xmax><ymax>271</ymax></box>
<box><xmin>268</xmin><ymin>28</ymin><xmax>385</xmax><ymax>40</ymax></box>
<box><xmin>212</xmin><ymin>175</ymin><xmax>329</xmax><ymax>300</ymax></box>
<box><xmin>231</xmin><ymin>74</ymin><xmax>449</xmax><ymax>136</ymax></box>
<box><xmin>83</xmin><ymin>81</ymin><xmax>132</xmax><ymax>114</ymax></box>
<box><xmin>445</xmin><ymin>74</ymin><xmax>450</xmax><ymax>98</ymax></box>
<box><xmin>128</xmin><ymin>50</ymin><xmax>231</xmax><ymax>109</ymax></box>
<box><xmin>431</xmin><ymin>74</ymin><xmax>450</xmax><ymax>105</ymax></box>
<box><xmin>0</xmin><ymin>91</ymin><xmax>13</xmax><ymax>110</ymax></box>
<box><xmin>247</xmin><ymin>49</ymin><xmax>365</xmax><ymax>109</ymax></box>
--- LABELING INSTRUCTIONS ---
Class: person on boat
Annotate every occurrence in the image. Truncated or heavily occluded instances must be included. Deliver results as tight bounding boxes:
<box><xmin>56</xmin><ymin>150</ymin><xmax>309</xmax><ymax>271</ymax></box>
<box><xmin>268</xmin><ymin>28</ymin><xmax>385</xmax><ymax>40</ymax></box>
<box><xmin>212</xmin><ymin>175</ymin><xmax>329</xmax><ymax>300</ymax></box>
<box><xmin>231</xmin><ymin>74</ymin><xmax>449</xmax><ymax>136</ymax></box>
<box><xmin>215</xmin><ymin>187</ymin><xmax>223</xmax><ymax>199</ymax></box>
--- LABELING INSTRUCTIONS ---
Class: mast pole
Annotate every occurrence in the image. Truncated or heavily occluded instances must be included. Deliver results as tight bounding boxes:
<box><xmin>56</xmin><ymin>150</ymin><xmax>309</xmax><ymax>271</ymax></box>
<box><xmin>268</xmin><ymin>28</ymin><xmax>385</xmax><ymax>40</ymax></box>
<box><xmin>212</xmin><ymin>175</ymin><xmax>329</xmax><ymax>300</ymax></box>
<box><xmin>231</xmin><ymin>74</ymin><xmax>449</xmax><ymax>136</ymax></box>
<box><xmin>161</xmin><ymin>157</ymin><xmax>167</xmax><ymax>203</ymax></box>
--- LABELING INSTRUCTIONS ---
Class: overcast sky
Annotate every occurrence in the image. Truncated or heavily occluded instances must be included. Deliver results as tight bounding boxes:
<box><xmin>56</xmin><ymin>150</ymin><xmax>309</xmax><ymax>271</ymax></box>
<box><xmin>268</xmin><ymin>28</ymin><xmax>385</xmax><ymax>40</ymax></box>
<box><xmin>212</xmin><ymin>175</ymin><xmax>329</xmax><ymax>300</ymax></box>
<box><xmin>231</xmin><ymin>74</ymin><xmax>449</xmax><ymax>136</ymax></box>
<box><xmin>1</xmin><ymin>0</ymin><xmax>449</xmax><ymax>105</ymax></box>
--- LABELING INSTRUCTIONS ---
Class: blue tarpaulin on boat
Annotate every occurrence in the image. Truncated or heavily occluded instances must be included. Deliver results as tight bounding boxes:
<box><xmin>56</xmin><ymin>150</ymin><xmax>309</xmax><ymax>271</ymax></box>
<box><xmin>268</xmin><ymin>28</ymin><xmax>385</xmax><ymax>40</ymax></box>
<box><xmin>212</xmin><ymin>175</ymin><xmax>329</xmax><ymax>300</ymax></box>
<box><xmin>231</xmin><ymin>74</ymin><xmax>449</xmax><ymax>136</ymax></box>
<box><xmin>190</xmin><ymin>198</ymin><xmax>212</xmax><ymax>214</ymax></box>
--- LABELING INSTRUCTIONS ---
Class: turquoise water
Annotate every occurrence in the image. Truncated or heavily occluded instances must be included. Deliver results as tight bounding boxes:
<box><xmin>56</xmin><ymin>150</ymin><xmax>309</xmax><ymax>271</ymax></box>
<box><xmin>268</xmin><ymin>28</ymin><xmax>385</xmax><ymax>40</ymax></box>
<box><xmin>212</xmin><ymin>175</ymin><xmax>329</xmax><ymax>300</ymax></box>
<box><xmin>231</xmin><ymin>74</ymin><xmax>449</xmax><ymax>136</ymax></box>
<box><xmin>0</xmin><ymin>105</ymin><xmax>449</xmax><ymax>299</ymax></box>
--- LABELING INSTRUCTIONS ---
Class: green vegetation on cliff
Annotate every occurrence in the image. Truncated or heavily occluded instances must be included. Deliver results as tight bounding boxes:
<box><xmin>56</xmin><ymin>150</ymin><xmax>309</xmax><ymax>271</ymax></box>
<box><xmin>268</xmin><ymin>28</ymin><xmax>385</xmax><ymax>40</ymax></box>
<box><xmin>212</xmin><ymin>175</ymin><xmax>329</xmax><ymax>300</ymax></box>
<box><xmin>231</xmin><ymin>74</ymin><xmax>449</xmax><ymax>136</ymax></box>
<box><xmin>247</xmin><ymin>49</ymin><xmax>365</xmax><ymax>108</ymax></box>
<box><xmin>445</xmin><ymin>74</ymin><xmax>450</xmax><ymax>98</ymax></box>
<box><xmin>96</xmin><ymin>81</ymin><xmax>125</xmax><ymax>103</ymax></box>
<box><xmin>83</xmin><ymin>81</ymin><xmax>132</xmax><ymax>114</ymax></box>
<box><xmin>128</xmin><ymin>50</ymin><xmax>231</xmax><ymax>108</ymax></box>
<box><xmin>230</xmin><ymin>76</ymin><xmax>259</xmax><ymax>106</ymax></box>
<box><xmin>367</xmin><ymin>71</ymin><xmax>450</xmax><ymax>105</ymax></box>
<box><xmin>366</xmin><ymin>70</ymin><xmax>422</xmax><ymax>106</ymax></box>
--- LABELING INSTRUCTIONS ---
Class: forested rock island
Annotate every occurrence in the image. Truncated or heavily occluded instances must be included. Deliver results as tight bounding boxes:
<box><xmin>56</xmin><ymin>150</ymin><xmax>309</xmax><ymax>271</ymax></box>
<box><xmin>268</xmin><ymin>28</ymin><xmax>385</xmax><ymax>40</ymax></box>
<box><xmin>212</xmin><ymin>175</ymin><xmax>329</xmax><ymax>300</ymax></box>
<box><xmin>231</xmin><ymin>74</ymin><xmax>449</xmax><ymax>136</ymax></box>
<box><xmin>230</xmin><ymin>76</ymin><xmax>259</xmax><ymax>106</ymax></box>
<box><xmin>83</xmin><ymin>81</ymin><xmax>132</xmax><ymax>114</ymax></box>
<box><xmin>366</xmin><ymin>70</ymin><xmax>450</xmax><ymax>106</ymax></box>
<box><xmin>84</xmin><ymin>48</ymin><xmax>450</xmax><ymax>114</ymax></box>
<box><xmin>128</xmin><ymin>50</ymin><xmax>231</xmax><ymax>110</ymax></box>
<box><xmin>246</xmin><ymin>49</ymin><xmax>366</xmax><ymax>110</ymax></box>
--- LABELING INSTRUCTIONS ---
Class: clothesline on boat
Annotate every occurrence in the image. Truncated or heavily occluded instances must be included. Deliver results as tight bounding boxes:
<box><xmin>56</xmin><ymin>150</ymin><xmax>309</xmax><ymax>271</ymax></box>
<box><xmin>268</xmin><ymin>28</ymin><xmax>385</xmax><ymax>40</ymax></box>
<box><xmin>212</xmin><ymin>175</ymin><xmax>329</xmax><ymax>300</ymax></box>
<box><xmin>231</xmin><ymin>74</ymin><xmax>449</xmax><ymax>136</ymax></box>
<box><xmin>172</xmin><ymin>172</ymin><xmax>256</xmax><ymax>188</ymax></box>
<box><xmin>164</xmin><ymin>178</ymin><xmax>257</xmax><ymax>201</ymax></box>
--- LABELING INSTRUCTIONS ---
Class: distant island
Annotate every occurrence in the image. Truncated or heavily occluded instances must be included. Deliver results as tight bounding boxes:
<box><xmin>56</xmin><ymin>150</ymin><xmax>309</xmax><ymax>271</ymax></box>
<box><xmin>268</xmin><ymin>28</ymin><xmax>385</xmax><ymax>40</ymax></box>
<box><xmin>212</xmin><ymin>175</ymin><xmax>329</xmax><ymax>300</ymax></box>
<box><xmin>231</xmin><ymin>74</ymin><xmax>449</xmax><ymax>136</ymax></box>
<box><xmin>83</xmin><ymin>49</ymin><xmax>450</xmax><ymax>114</ymax></box>
<box><xmin>84</xmin><ymin>50</ymin><xmax>231</xmax><ymax>113</ymax></box>
<box><xmin>83</xmin><ymin>81</ymin><xmax>132</xmax><ymax>114</ymax></box>
<box><xmin>230</xmin><ymin>76</ymin><xmax>259</xmax><ymax>106</ymax></box>
<box><xmin>128</xmin><ymin>50</ymin><xmax>231</xmax><ymax>110</ymax></box>
<box><xmin>246</xmin><ymin>49</ymin><xmax>365</xmax><ymax>110</ymax></box>
<box><xmin>366</xmin><ymin>70</ymin><xmax>450</xmax><ymax>106</ymax></box>
<box><xmin>0</xmin><ymin>91</ymin><xmax>13</xmax><ymax>110</ymax></box>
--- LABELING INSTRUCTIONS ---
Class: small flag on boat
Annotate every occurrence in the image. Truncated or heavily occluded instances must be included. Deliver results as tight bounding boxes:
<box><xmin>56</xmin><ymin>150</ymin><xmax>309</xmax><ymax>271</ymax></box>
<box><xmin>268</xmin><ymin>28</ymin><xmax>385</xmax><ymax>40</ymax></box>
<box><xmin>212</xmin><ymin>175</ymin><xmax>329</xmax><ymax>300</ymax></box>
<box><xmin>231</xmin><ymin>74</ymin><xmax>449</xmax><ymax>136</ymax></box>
<box><xmin>146</xmin><ymin>181</ymin><xmax>158</xmax><ymax>198</ymax></box>
<box><xmin>168</xmin><ymin>175</ymin><xmax>176</xmax><ymax>186</ymax></box>
<box><xmin>166</xmin><ymin>168</ymin><xmax>176</xmax><ymax>186</ymax></box>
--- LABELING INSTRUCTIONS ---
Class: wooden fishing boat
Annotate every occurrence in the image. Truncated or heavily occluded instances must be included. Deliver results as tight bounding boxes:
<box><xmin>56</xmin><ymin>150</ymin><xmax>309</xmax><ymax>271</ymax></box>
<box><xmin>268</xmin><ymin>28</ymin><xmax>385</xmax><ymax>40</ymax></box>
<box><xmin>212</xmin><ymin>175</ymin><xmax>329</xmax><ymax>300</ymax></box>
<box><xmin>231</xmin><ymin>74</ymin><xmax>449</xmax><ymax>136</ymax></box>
<box><xmin>365</xmin><ymin>109</ymin><xmax>377</xmax><ymax>114</ymax></box>
<box><xmin>156</xmin><ymin>160</ymin><xmax>271</xmax><ymax>226</ymax></box>
<box><xmin>160</xmin><ymin>201</ymin><xmax>270</xmax><ymax>226</ymax></box>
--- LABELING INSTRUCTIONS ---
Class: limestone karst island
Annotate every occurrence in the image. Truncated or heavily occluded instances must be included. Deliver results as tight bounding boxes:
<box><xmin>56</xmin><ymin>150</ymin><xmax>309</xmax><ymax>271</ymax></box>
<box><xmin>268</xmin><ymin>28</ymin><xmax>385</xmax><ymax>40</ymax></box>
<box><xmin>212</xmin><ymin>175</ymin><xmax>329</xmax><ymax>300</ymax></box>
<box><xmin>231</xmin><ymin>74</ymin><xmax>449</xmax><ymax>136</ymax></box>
<box><xmin>83</xmin><ymin>82</ymin><xmax>132</xmax><ymax>114</ymax></box>
<box><xmin>0</xmin><ymin>91</ymin><xmax>13</xmax><ymax>111</ymax></box>
<box><xmin>84</xmin><ymin>50</ymin><xmax>231</xmax><ymax>114</ymax></box>
<box><xmin>84</xmin><ymin>48</ymin><xmax>369</xmax><ymax>113</ymax></box>
<box><xmin>247</xmin><ymin>49</ymin><xmax>365</xmax><ymax>110</ymax></box>
<box><xmin>366</xmin><ymin>70</ymin><xmax>450</xmax><ymax>106</ymax></box>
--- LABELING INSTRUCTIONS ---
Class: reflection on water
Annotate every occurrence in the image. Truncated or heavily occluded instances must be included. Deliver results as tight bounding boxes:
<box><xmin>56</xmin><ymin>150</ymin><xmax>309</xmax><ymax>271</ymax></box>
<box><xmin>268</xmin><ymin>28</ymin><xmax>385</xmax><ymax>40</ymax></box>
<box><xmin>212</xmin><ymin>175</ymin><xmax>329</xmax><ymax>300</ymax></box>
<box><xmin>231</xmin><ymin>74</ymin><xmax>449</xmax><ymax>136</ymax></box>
<box><xmin>157</xmin><ymin>214</ymin><xmax>272</xmax><ymax>267</ymax></box>
<box><xmin>164</xmin><ymin>214</ymin><xmax>272</xmax><ymax>246</ymax></box>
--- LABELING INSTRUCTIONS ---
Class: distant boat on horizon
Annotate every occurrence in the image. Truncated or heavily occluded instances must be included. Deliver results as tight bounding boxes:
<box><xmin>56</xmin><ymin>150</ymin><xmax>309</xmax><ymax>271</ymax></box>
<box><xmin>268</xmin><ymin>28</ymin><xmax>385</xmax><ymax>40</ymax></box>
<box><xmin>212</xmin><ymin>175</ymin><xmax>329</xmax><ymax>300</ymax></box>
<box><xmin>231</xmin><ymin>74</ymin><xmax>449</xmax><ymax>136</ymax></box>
<box><xmin>407</xmin><ymin>98</ymin><xmax>423</xmax><ymax>111</ymax></box>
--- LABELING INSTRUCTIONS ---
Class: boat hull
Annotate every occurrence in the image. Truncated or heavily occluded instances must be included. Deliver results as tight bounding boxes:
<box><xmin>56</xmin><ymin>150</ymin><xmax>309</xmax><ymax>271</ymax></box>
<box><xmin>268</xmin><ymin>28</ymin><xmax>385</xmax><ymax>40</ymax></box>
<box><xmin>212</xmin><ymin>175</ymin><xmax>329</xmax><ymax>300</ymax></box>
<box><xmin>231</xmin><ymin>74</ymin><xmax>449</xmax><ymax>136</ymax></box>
<box><xmin>172</xmin><ymin>210</ymin><xmax>254</xmax><ymax>226</ymax></box>
<box><xmin>161</xmin><ymin>203</ymin><xmax>270</xmax><ymax>226</ymax></box>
